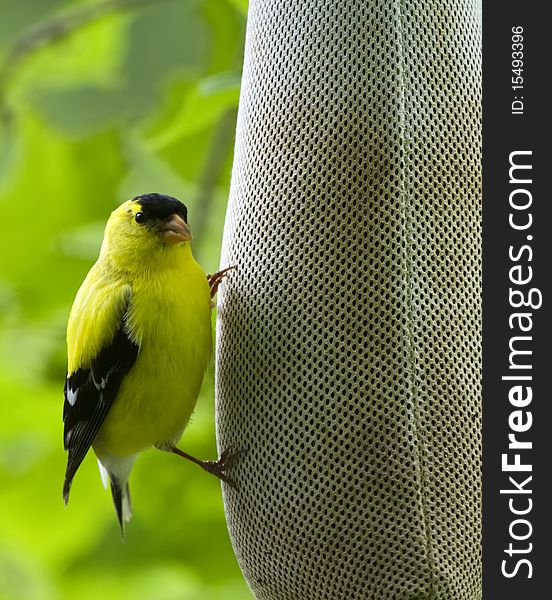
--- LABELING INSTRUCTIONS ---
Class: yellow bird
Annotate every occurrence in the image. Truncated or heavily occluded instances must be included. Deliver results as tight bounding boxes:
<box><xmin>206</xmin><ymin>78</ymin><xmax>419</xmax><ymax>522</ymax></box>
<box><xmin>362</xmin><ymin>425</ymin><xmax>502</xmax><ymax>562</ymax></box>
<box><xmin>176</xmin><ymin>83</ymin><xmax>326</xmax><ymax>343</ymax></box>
<box><xmin>62</xmin><ymin>193</ymin><xmax>232</xmax><ymax>533</ymax></box>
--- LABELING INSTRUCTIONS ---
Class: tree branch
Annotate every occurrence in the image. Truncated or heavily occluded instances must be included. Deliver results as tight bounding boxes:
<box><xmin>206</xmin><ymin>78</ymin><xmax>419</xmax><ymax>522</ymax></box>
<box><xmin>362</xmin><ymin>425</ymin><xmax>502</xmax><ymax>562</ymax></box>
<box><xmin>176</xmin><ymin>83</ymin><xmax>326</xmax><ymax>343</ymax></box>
<box><xmin>0</xmin><ymin>0</ymin><xmax>176</xmax><ymax>125</ymax></box>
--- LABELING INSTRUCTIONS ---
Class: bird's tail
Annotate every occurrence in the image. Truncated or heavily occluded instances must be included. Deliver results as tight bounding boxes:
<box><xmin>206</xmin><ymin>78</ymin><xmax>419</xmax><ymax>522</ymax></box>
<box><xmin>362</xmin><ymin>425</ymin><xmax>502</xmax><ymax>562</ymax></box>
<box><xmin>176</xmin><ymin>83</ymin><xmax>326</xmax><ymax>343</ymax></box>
<box><xmin>97</xmin><ymin>454</ymin><xmax>136</xmax><ymax>538</ymax></box>
<box><xmin>110</xmin><ymin>478</ymin><xmax>133</xmax><ymax>538</ymax></box>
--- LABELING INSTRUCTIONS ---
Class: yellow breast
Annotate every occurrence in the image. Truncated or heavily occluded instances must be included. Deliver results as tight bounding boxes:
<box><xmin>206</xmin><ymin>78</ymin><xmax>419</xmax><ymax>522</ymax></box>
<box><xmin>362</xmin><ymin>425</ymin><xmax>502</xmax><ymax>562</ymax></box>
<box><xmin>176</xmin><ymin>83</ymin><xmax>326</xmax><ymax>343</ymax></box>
<box><xmin>93</xmin><ymin>257</ymin><xmax>212</xmax><ymax>457</ymax></box>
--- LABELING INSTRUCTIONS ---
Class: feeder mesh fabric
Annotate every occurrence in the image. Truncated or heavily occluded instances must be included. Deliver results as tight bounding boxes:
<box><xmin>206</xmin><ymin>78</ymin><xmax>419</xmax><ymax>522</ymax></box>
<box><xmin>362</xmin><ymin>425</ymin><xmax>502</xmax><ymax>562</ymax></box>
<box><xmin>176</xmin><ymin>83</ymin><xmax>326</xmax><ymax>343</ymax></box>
<box><xmin>216</xmin><ymin>1</ymin><xmax>482</xmax><ymax>599</ymax></box>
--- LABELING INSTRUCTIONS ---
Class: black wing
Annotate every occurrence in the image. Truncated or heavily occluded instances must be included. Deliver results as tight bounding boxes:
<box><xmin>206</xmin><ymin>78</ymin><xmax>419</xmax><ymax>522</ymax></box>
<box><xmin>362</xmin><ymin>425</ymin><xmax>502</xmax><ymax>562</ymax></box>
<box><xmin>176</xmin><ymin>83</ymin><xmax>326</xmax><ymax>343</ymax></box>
<box><xmin>63</xmin><ymin>318</ymin><xmax>139</xmax><ymax>503</ymax></box>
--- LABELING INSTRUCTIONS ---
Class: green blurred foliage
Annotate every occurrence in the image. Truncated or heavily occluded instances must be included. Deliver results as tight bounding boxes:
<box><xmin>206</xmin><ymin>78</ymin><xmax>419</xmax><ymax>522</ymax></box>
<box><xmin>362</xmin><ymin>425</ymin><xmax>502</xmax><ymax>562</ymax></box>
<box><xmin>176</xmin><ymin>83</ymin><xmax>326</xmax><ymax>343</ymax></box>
<box><xmin>0</xmin><ymin>1</ymin><xmax>251</xmax><ymax>599</ymax></box>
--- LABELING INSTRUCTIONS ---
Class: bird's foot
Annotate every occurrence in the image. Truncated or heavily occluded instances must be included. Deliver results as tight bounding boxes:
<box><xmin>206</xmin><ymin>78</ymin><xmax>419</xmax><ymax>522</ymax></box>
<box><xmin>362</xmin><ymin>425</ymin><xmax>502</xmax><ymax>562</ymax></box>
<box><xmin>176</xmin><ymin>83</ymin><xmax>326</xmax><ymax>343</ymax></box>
<box><xmin>200</xmin><ymin>448</ymin><xmax>238</xmax><ymax>488</ymax></box>
<box><xmin>207</xmin><ymin>266</ymin><xmax>235</xmax><ymax>299</ymax></box>
<box><xmin>167</xmin><ymin>445</ymin><xmax>239</xmax><ymax>488</ymax></box>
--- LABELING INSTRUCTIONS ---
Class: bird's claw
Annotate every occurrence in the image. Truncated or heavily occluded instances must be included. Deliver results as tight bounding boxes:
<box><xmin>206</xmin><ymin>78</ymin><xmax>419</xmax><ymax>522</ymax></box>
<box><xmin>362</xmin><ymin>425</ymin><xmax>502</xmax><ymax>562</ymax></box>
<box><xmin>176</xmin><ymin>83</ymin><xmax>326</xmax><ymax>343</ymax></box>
<box><xmin>207</xmin><ymin>266</ymin><xmax>235</xmax><ymax>299</ymax></box>
<box><xmin>202</xmin><ymin>448</ymin><xmax>239</xmax><ymax>488</ymax></box>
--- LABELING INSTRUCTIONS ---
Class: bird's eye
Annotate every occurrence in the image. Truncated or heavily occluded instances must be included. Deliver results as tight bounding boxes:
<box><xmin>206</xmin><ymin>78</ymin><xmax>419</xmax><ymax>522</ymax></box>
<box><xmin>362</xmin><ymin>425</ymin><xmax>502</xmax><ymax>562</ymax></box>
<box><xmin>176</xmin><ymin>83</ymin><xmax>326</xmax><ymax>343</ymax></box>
<box><xmin>135</xmin><ymin>212</ymin><xmax>146</xmax><ymax>224</ymax></box>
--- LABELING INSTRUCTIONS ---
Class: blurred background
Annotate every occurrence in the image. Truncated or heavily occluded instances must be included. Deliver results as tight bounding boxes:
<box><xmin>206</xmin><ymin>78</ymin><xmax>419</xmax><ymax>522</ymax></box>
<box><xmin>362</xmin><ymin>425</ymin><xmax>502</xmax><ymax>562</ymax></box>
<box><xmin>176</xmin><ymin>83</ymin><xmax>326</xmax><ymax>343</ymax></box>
<box><xmin>0</xmin><ymin>0</ymin><xmax>251</xmax><ymax>598</ymax></box>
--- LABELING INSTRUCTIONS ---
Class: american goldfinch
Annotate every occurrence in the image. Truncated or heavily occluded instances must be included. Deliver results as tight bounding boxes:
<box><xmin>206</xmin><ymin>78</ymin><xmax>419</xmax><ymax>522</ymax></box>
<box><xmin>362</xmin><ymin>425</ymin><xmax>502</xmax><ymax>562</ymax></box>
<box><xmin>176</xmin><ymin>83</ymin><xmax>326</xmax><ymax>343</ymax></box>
<box><xmin>62</xmin><ymin>193</ymin><xmax>232</xmax><ymax>534</ymax></box>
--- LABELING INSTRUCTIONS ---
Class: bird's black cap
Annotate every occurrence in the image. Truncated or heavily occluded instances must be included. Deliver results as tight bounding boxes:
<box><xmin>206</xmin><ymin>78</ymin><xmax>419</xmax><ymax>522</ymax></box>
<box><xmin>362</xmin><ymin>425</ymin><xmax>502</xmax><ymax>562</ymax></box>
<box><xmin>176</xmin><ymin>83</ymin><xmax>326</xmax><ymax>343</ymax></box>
<box><xmin>132</xmin><ymin>193</ymin><xmax>188</xmax><ymax>223</ymax></box>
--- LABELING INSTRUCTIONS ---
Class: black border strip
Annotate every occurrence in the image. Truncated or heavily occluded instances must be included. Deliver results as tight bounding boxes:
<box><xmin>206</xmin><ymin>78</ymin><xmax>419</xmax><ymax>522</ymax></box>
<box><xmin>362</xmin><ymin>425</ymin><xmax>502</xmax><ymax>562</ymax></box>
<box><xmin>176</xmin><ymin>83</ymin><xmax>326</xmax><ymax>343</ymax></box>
<box><xmin>482</xmin><ymin>4</ymin><xmax>550</xmax><ymax>597</ymax></box>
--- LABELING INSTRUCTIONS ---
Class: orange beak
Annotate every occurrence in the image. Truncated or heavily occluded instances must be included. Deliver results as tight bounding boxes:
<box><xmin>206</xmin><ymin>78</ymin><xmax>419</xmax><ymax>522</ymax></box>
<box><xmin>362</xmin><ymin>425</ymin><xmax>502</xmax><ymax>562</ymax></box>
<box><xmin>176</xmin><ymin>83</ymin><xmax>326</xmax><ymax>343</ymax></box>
<box><xmin>159</xmin><ymin>213</ymin><xmax>192</xmax><ymax>244</ymax></box>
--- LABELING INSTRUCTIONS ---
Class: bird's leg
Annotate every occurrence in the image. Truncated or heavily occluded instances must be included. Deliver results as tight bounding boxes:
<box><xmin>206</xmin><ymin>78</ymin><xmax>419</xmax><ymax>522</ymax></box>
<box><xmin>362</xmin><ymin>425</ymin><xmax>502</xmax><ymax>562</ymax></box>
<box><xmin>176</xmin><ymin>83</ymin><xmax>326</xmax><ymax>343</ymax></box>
<box><xmin>207</xmin><ymin>266</ymin><xmax>235</xmax><ymax>299</ymax></box>
<box><xmin>162</xmin><ymin>446</ymin><xmax>238</xmax><ymax>488</ymax></box>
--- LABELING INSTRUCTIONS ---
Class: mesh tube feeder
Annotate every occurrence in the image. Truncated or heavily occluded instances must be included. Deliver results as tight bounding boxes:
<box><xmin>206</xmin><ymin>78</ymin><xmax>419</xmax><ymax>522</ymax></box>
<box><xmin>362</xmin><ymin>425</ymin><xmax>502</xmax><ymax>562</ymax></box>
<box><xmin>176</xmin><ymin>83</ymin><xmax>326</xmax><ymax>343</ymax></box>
<box><xmin>216</xmin><ymin>1</ymin><xmax>482</xmax><ymax>599</ymax></box>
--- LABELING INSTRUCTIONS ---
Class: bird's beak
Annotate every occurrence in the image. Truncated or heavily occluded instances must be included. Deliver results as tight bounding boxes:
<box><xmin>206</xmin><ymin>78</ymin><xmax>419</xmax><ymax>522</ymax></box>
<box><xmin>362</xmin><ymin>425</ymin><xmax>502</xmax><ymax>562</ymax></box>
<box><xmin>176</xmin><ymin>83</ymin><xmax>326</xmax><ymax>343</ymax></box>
<box><xmin>159</xmin><ymin>213</ymin><xmax>192</xmax><ymax>244</ymax></box>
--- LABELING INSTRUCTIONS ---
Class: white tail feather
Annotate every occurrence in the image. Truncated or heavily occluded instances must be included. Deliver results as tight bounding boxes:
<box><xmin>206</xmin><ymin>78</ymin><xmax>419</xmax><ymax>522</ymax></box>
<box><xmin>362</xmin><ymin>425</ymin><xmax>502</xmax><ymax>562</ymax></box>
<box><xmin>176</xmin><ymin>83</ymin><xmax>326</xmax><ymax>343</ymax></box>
<box><xmin>97</xmin><ymin>459</ymin><xmax>109</xmax><ymax>489</ymax></box>
<box><xmin>96</xmin><ymin>453</ymin><xmax>137</xmax><ymax>530</ymax></box>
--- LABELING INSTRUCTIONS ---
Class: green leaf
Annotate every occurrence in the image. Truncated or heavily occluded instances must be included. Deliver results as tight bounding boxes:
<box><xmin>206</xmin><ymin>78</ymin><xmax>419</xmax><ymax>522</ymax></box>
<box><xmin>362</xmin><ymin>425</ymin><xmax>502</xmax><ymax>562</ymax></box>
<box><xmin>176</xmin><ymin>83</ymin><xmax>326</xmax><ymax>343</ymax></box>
<box><xmin>225</xmin><ymin>0</ymin><xmax>249</xmax><ymax>16</ymax></box>
<box><xmin>0</xmin><ymin>0</ymin><xmax>62</xmax><ymax>51</ymax></box>
<box><xmin>148</xmin><ymin>73</ymin><xmax>240</xmax><ymax>150</ymax></box>
<box><xmin>55</xmin><ymin>221</ymin><xmax>105</xmax><ymax>261</ymax></box>
<box><xmin>118</xmin><ymin>130</ymin><xmax>195</xmax><ymax>204</ymax></box>
<box><xmin>12</xmin><ymin>13</ymin><xmax>129</xmax><ymax>92</ymax></box>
